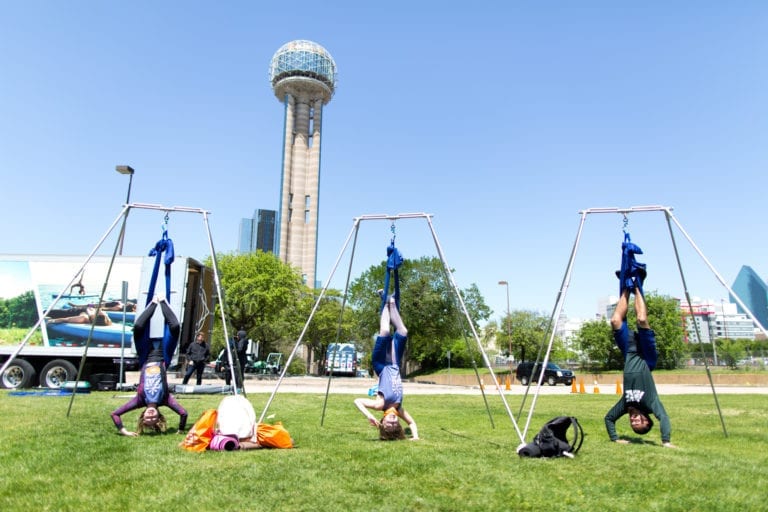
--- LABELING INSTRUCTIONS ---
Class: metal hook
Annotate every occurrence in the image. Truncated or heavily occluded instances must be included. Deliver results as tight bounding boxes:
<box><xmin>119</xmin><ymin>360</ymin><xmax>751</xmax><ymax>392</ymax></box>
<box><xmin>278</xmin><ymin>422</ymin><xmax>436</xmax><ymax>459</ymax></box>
<box><xmin>162</xmin><ymin>212</ymin><xmax>170</xmax><ymax>234</ymax></box>
<box><xmin>390</xmin><ymin>221</ymin><xmax>396</xmax><ymax>244</ymax></box>
<box><xmin>622</xmin><ymin>214</ymin><xmax>629</xmax><ymax>234</ymax></box>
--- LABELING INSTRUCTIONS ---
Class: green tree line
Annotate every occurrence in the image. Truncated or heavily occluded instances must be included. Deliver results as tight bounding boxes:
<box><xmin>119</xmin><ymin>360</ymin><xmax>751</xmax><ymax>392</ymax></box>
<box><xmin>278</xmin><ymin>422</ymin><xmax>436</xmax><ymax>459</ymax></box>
<box><xmin>209</xmin><ymin>252</ymin><xmax>491</xmax><ymax>374</ymax></box>
<box><xmin>210</xmin><ymin>252</ymin><xmax>767</xmax><ymax>375</ymax></box>
<box><xmin>0</xmin><ymin>291</ymin><xmax>38</xmax><ymax>328</ymax></box>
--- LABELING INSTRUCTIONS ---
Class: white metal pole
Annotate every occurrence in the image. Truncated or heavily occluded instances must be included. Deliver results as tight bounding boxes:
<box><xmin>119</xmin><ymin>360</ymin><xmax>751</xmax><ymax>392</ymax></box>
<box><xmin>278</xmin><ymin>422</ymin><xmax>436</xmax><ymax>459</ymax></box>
<box><xmin>521</xmin><ymin>209</ymin><xmax>589</xmax><ymax>440</ymax></box>
<box><xmin>259</xmin><ymin>216</ymin><xmax>361</xmax><ymax>424</ymax></box>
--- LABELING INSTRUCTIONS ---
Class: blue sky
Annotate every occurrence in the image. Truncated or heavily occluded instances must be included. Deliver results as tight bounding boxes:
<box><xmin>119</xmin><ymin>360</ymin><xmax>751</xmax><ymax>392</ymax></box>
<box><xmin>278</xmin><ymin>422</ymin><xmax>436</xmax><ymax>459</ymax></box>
<box><xmin>1</xmin><ymin>2</ymin><xmax>767</xmax><ymax>322</ymax></box>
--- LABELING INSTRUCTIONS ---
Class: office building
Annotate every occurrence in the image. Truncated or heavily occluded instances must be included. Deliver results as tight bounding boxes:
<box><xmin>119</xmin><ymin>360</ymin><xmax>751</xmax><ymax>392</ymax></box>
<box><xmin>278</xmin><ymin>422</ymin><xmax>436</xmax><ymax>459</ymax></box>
<box><xmin>731</xmin><ymin>265</ymin><xmax>768</xmax><ymax>330</ymax></box>
<box><xmin>238</xmin><ymin>209</ymin><xmax>276</xmax><ymax>254</ymax></box>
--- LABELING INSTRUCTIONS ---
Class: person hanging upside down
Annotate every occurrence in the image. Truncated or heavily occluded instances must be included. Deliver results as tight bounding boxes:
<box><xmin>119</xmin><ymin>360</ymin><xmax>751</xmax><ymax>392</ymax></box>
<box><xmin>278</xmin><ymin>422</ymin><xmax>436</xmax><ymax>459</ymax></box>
<box><xmin>605</xmin><ymin>242</ymin><xmax>675</xmax><ymax>448</ymax></box>
<box><xmin>354</xmin><ymin>294</ymin><xmax>419</xmax><ymax>441</ymax></box>
<box><xmin>110</xmin><ymin>296</ymin><xmax>187</xmax><ymax>436</ymax></box>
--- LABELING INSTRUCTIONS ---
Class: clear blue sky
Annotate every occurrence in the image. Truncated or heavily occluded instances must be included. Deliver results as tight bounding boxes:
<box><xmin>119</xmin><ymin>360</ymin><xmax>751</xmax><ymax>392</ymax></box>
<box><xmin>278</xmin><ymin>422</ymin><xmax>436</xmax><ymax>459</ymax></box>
<box><xmin>1</xmin><ymin>2</ymin><xmax>766</xmax><ymax>323</ymax></box>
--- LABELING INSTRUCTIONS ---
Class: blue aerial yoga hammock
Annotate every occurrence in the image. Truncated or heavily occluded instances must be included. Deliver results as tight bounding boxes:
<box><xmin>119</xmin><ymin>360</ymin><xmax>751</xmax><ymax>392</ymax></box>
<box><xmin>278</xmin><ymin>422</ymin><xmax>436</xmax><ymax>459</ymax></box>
<box><xmin>616</xmin><ymin>231</ymin><xmax>647</xmax><ymax>296</ymax></box>
<box><xmin>380</xmin><ymin>239</ymin><xmax>404</xmax><ymax>313</ymax></box>
<box><xmin>134</xmin><ymin>226</ymin><xmax>178</xmax><ymax>367</ymax></box>
<box><xmin>615</xmin><ymin>230</ymin><xmax>657</xmax><ymax>370</ymax></box>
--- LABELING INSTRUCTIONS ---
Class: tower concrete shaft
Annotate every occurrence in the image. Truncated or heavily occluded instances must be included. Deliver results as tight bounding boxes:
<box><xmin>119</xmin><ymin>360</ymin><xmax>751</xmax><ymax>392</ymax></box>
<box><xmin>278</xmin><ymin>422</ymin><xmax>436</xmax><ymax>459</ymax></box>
<box><xmin>277</xmin><ymin>93</ymin><xmax>324</xmax><ymax>287</ymax></box>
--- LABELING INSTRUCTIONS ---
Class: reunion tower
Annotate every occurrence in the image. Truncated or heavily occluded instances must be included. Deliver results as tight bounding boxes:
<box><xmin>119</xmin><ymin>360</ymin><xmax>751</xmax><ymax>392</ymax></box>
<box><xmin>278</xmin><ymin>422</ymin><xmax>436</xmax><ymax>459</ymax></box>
<box><xmin>269</xmin><ymin>40</ymin><xmax>337</xmax><ymax>288</ymax></box>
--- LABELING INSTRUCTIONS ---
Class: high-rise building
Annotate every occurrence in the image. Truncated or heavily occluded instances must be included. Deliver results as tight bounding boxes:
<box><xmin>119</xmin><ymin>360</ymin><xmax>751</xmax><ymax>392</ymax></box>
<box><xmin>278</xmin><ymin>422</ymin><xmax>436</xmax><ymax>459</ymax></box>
<box><xmin>680</xmin><ymin>300</ymin><xmax>755</xmax><ymax>343</ymax></box>
<box><xmin>731</xmin><ymin>265</ymin><xmax>768</xmax><ymax>330</ymax></box>
<box><xmin>269</xmin><ymin>40</ymin><xmax>337</xmax><ymax>288</ymax></box>
<box><xmin>238</xmin><ymin>209</ymin><xmax>276</xmax><ymax>254</ymax></box>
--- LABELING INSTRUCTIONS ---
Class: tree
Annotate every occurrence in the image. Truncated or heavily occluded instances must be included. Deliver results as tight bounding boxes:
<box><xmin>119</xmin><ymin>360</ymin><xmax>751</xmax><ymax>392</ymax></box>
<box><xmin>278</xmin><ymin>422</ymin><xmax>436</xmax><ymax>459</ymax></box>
<box><xmin>641</xmin><ymin>293</ymin><xmax>686</xmax><ymax>369</ymax></box>
<box><xmin>482</xmin><ymin>321</ymin><xmax>500</xmax><ymax>353</ymax></box>
<box><xmin>505</xmin><ymin>309</ymin><xmax>551</xmax><ymax>364</ymax></box>
<box><xmin>298</xmin><ymin>289</ymin><xmax>357</xmax><ymax>374</ymax></box>
<box><xmin>1</xmin><ymin>291</ymin><xmax>38</xmax><ymax>328</ymax></box>
<box><xmin>347</xmin><ymin>256</ymin><xmax>491</xmax><ymax>373</ymax></box>
<box><xmin>574</xmin><ymin>291</ymin><xmax>685</xmax><ymax>370</ymax></box>
<box><xmin>574</xmin><ymin>319</ymin><xmax>618</xmax><ymax>371</ymax></box>
<box><xmin>211</xmin><ymin>251</ymin><xmax>306</xmax><ymax>355</ymax></box>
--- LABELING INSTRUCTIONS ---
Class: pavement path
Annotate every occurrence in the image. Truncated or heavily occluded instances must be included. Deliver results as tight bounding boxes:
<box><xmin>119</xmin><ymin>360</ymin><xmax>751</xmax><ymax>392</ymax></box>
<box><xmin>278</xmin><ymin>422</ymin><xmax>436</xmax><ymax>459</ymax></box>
<box><xmin>155</xmin><ymin>373</ymin><xmax>768</xmax><ymax>396</ymax></box>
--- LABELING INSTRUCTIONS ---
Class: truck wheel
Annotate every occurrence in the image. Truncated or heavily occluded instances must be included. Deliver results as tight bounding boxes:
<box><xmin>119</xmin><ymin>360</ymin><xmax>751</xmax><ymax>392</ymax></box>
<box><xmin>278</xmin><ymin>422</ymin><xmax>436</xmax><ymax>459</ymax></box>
<box><xmin>40</xmin><ymin>359</ymin><xmax>78</xmax><ymax>388</ymax></box>
<box><xmin>547</xmin><ymin>375</ymin><xmax>557</xmax><ymax>386</ymax></box>
<box><xmin>519</xmin><ymin>375</ymin><xmax>529</xmax><ymax>386</ymax></box>
<box><xmin>1</xmin><ymin>359</ymin><xmax>37</xmax><ymax>389</ymax></box>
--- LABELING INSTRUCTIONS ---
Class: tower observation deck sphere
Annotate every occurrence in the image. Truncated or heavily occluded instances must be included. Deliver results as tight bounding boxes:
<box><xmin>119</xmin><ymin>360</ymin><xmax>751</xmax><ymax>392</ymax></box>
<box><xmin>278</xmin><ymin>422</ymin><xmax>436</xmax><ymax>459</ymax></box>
<box><xmin>269</xmin><ymin>40</ymin><xmax>337</xmax><ymax>104</ymax></box>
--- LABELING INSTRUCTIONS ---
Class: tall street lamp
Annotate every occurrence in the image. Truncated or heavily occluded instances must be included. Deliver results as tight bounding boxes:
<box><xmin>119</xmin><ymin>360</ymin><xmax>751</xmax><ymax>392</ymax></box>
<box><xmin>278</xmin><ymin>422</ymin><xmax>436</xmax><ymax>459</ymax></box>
<box><xmin>716</xmin><ymin>298</ymin><xmax>727</xmax><ymax>367</ymax></box>
<box><xmin>115</xmin><ymin>165</ymin><xmax>135</xmax><ymax>255</ymax></box>
<box><xmin>498</xmin><ymin>280</ymin><xmax>511</xmax><ymax>358</ymax></box>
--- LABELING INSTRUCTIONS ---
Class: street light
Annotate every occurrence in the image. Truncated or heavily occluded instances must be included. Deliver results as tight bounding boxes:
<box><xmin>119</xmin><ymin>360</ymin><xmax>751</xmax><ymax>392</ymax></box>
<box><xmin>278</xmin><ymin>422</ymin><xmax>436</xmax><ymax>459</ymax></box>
<box><xmin>498</xmin><ymin>280</ymin><xmax>511</xmax><ymax>358</ymax></box>
<box><xmin>115</xmin><ymin>165</ymin><xmax>135</xmax><ymax>255</ymax></box>
<box><xmin>716</xmin><ymin>299</ymin><xmax>727</xmax><ymax>367</ymax></box>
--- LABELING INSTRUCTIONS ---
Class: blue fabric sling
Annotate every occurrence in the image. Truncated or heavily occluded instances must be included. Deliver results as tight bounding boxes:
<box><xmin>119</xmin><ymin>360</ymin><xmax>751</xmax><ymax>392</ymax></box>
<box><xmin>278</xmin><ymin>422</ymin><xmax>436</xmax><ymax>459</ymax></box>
<box><xmin>617</xmin><ymin>232</ymin><xmax>646</xmax><ymax>296</ymax></box>
<box><xmin>380</xmin><ymin>240</ymin><xmax>403</xmax><ymax>312</ymax></box>
<box><xmin>135</xmin><ymin>228</ymin><xmax>177</xmax><ymax>367</ymax></box>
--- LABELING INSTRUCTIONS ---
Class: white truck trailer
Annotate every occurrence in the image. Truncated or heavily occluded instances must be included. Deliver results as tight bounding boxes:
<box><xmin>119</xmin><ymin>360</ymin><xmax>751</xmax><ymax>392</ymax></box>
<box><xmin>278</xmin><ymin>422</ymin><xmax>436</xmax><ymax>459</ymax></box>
<box><xmin>0</xmin><ymin>254</ymin><xmax>215</xmax><ymax>389</ymax></box>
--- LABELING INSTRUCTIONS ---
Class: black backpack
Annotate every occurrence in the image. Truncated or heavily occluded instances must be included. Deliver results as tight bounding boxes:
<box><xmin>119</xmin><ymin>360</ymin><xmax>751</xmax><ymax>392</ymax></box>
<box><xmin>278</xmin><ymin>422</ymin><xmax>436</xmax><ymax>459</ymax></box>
<box><xmin>517</xmin><ymin>416</ymin><xmax>584</xmax><ymax>458</ymax></box>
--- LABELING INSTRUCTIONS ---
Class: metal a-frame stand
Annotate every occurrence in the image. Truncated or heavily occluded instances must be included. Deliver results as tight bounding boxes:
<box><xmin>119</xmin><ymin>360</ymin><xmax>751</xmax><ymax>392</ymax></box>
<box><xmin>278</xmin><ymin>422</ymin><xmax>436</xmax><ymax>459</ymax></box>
<box><xmin>0</xmin><ymin>202</ymin><xmax>235</xmax><ymax>416</ymax></box>
<box><xmin>521</xmin><ymin>205</ymin><xmax>766</xmax><ymax>440</ymax></box>
<box><xmin>257</xmin><ymin>213</ymin><xmax>525</xmax><ymax>443</ymax></box>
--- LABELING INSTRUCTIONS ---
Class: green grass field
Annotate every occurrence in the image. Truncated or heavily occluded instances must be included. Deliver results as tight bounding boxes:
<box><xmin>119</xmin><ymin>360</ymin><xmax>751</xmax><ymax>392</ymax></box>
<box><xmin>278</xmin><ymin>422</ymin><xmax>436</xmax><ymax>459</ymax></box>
<box><xmin>1</xmin><ymin>389</ymin><xmax>766</xmax><ymax>511</ymax></box>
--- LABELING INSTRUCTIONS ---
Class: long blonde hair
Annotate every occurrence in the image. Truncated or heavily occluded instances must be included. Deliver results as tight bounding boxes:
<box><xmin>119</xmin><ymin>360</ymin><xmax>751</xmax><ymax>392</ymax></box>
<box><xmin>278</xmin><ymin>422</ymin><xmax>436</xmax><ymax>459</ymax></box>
<box><xmin>136</xmin><ymin>410</ymin><xmax>168</xmax><ymax>435</ymax></box>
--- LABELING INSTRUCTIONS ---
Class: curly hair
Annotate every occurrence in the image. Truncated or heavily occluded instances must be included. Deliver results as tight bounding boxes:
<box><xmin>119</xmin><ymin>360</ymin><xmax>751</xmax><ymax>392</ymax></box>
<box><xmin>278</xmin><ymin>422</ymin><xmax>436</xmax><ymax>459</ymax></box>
<box><xmin>378</xmin><ymin>421</ymin><xmax>406</xmax><ymax>441</ymax></box>
<box><xmin>136</xmin><ymin>410</ymin><xmax>168</xmax><ymax>435</ymax></box>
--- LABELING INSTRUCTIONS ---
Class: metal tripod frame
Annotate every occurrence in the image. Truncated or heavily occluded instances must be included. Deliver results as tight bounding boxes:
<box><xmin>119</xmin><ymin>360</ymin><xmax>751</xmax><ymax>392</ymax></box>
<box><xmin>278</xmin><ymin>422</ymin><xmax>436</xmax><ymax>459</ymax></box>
<box><xmin>0</xmin><ymin>202</ymin><xmax>234</xmax><ymax>415</ymax></box>
<box><xmin>257</xmin><ymin>212</ymin><xmax>525</xmax><ymax>443</ymax></box>
<box><xmin>520</xmin><ymin>205</ymin><xmax>761</xmax><ymax>440</ymax></box>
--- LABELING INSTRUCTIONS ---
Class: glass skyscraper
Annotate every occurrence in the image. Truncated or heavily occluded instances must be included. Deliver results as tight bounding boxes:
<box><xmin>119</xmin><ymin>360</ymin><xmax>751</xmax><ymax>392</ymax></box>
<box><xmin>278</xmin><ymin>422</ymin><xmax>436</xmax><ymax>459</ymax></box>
<box><xmin>731</xmin><ymin>265</ymin><xmax>768</xmax><ymax>330</ymax></box>
<box><xmin>238</xmin><ymin>209</ymin><xmax>276</xmax><ymax>254</ymax></box>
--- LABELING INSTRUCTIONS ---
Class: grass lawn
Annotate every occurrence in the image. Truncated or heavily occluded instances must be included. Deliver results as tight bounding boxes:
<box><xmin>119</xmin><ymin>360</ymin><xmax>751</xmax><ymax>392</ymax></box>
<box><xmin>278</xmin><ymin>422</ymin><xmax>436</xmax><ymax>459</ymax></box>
<box><xmin>1</xmin><ymin>389</ymin><xmax>767</xmax><ymax>511</ymax></box>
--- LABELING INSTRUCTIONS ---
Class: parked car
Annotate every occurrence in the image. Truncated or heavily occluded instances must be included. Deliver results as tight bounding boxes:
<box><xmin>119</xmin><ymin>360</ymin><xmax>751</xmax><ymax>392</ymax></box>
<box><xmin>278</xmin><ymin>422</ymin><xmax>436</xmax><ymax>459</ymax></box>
<box><xmin>515</xmin><ymin>361</ymin><xmax>575</xmax><ymax>386</ymax></box>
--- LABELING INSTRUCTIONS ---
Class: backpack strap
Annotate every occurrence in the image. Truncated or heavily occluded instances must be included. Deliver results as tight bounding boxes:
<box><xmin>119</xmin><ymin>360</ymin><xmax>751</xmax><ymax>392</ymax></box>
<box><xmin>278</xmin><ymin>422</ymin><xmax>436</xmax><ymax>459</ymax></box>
<box><xmin>568</xmin><ymin>417</ymin><xmax>584</xmax><ymax>454</ymax></box>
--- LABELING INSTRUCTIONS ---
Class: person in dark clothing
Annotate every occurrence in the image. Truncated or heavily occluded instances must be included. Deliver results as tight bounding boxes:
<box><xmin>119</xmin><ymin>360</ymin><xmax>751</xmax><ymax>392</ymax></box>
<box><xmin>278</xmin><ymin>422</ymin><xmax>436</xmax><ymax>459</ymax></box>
<box><xmin>110</xmin><ymin>295</ymin><xmax>187</xmax><ymax>436</ymax></box>
<box><xmin>225</xmin><ymin>330</ymin><xmax>249</xmax><ymax>387</ymax></box>
<box><xmin>353</xmin><ymin>295</ymin><xmax>418</xmax><ymax>441</ymax></box>
<box><xmin>236</xmin><ymin>330</ymin><xmax>249</xmax><ymax>380</ymax></box>
<box><xmin>182</xmin><ymin>332</ymin><xmax>211</xmax><ymax>385</ymax></box>
<box><xmin>605</xmin><ymin>273</ymin><xmax>675</xmax><ymax>448</ymax></box>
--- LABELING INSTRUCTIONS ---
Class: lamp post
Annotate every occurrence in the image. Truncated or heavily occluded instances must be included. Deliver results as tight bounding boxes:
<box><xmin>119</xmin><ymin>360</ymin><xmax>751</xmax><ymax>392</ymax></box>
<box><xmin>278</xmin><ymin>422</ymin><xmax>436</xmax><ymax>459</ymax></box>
<box><xmin>498</xmin><ymin>280</ymin><xmax>511</xmax><ymax>358</ymax></box>
<box><xmin>115</xmin><ymin>165</ymin><xmax>134</xmax><ymax>255</ymax></box>
<box><xmin>716</xmin><ymin>299</ymin><xmax>726</xmax><ymax>367</ymax></box>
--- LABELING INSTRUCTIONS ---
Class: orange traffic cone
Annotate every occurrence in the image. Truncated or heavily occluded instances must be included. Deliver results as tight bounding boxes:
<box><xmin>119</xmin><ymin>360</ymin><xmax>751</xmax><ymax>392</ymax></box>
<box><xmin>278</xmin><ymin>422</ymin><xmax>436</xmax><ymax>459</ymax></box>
<box><xmin>579</xmin><ymin>379</ymin><xmax>586</xmax><ymax>394</ymax></box>
<box><xmin>593</xmin><ymin>381</ymin><xmax>600</xmax><ymax>394</ymax></box>
<box><xmin>497</xmin><ymin>375</ymin><xmax>502</xmax><ymax>385</ymax></box>
<box><xmin>571</xmin><ymin>379</ymin><xmax>577</xmax><ymax>394</ymax></box>
<box><xmin>505</xmin><ymin>375</ymin><xmax>511</xmax><ymax>390</ymax></box>
<box><xmin>616</xmin><ymin>379</ymin><xmax>622</xmax><ymax>395</ymax></box>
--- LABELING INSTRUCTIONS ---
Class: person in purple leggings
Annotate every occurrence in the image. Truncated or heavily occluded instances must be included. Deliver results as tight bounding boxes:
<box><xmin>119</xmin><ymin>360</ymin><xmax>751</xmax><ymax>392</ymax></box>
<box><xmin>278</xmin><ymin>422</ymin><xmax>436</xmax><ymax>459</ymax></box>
<box><xmin>110</xmin><ymin>296</ymin><xmax>187</xmax><ymax>436</ymax></box>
